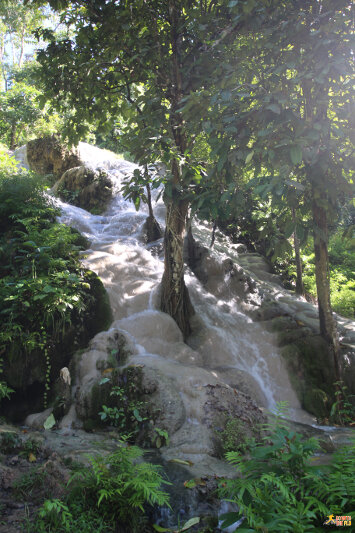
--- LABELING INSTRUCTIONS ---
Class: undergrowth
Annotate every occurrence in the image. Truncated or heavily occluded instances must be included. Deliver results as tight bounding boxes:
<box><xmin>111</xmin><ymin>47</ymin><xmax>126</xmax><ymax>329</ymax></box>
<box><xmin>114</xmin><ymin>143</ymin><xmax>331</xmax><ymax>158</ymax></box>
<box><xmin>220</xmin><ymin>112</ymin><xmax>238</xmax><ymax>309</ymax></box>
<box><xmin>27</xmin><ymin>441</ymin><xmax>170</xmax><ymax>533</ymax></box>
<box><xmin>219</xmin><ymin>403</ymin><xmax>355</xmax><ymax>532</ymax></box>
<box><xmin>0</xmin><ymin>170</ymin><xmax>104</xmax><ymax>408</ymax></box>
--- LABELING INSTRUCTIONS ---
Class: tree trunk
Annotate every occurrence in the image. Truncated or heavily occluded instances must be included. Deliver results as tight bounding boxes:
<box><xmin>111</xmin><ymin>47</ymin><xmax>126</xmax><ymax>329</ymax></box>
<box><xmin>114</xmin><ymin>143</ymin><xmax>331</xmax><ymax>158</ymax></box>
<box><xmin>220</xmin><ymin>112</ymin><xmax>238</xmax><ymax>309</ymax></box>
<box><xmin>292</xmin><ymin>207</ymin><xmax>304</xmax><ymax>295</ymax></box>
<box><xmin>160</xmin><ymin>0</ymin><xmax>194</xmax><ymax>338</ymax></box>
<box><xmin>18</xmin><ymin>28</ymin><xmax>25</xmax><ymax>68</ymax></box>
<box><xmin>9</xmin><ymin>123</ymin><xmax>17</xmax><ymax>150</ymax></box>
<box><xmin>312</xmin><ymin>188</ymin><xmax>341</xmax><ymax>382</ymax></box>
<box><xmin>160</xmin><ymin>193</ymin><xmax>194</xmax><ymax>339</ymax></box>
<box><xmin>0</xmin><ymin>40</ymin><xmax>5</xmax><ymax>92</ymax></box>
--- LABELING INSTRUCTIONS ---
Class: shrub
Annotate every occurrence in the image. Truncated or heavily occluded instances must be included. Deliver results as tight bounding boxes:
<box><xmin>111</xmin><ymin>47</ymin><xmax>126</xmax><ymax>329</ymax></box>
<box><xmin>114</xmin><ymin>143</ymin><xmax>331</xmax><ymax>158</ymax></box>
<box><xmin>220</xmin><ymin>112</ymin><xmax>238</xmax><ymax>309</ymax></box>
<box><xmin>0</xmin><ymin>171</ymin><xmax>107</xmax><ymax>410</ymax></box>
<box><xmin>30</xmin><ymin>442</ymin><xmax>170</xmax><ymax>533</ymax></box>
<box><xmin>219</xmin><ymin>405</ymin><xmax>355</xmax><ymax>532</ymax></box>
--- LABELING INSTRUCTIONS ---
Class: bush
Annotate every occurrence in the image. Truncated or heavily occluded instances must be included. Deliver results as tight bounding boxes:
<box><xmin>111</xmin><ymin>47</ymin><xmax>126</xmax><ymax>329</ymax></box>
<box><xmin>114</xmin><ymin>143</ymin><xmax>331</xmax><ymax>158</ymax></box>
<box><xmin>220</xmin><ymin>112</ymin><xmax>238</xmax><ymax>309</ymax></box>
<box><xmin>29</xmin><ymin>442</ymin><xmax>170</xmax><ymax>533</ymax></box>
<box><xmin>0</xmin><ymin>171</ymin><xmax>109</xmax><ymax>411</ymax></box>
<box><xmin>219</xmin><ymin>405</ymin><xmax>355</xmax><ymax>532</ymax></box>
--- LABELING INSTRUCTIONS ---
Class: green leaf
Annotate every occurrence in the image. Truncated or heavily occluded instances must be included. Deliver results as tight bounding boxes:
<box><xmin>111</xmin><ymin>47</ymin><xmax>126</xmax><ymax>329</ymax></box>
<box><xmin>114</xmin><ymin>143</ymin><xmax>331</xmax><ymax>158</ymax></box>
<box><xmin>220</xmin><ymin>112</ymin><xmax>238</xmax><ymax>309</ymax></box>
<box><xmin>43</xmin><ymin>413</ymin><xmax>56</xmax><ymax>430</ymax></box>
<box><xmin>290</xmin><ymin>146</ymin><xmax>302</xmax><ymax>165</ymax></box>
<box><xmin>183</xmin><ymin>479</ymin><xmax>197</xmax><ymax>489</ymax></box>
<box><xmin>178</xmin><ymin>517</ymin><xmax>200</xmax><ymax>531</ymax></box>
<box><xmin>245</xmin><ymin>151</ymin><xmax>254</xmax><ymax>164</ymax></box>
<box><xmin>220</xmin><ymin>512</ymin><xmax>241</xmax><ymax>528</ymax></box>
<box><xmin>168</xmin><ymin>458</ymin><xmax>194</xmax><ymax>466</ymax></box>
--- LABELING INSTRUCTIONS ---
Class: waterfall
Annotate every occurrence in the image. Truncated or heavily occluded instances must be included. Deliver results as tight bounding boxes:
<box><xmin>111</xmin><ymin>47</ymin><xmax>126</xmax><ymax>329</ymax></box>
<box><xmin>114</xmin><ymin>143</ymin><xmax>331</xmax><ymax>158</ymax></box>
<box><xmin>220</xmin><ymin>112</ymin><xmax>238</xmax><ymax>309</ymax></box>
<box><xmin>17</xmin><ymin>143</ymin><xmax>316</xmax><ymax>475</ymax></box>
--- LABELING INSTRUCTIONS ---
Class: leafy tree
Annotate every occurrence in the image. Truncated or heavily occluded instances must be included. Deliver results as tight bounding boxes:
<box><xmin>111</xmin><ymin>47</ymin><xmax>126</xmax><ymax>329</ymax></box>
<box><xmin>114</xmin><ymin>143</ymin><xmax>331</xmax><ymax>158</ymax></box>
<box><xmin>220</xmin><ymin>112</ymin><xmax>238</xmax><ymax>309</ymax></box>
<box><xmin>30</xmin><ymin>0</ymin><xmax>233</xmax><ymax>338</ymax></box>
<box><xmin>0</xmin><ymin>0</ymin><xmax>45</xmax><ymax>89</ymax></box>
<box><xmin>203</xmin><ymin>0</ymin><xmax>354</xmax><ymax>380</ymax></box>
<box><xmin>0</xmin><ymin>81</ymin><xmax>42</xmax><ymax>148</ymax></box>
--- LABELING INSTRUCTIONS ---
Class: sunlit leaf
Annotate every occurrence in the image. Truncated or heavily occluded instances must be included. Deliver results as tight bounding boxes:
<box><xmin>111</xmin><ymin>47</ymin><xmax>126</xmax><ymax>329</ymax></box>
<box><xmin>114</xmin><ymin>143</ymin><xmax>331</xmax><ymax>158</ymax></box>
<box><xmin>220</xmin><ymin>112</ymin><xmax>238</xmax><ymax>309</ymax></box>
<box><xmin>43</xmin><ymin>413</ymin><xmax>56</xmax><ymax>430</ymax></box>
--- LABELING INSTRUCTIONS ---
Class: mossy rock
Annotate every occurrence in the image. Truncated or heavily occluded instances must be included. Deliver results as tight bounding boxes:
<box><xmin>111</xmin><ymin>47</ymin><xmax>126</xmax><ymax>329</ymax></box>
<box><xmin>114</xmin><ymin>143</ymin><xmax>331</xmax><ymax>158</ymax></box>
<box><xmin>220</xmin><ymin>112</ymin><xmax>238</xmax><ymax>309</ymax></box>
<box><xmin>27</xmin><ymin>135</ymin><xmax>82</xmax><ymax>179</ymax></box>
<box><xmin>281</xmin><ymin>336</ymin><xmax>335</xmax><ymax>418</ymax></box>
<box><xmin>54</xmin><ymin>166</ymin><xmax>113</xmax><ymax>213</ymax></box>
<box><xmin>203</xmin><ymin>384</ymin><xmax>266</xmax><ymax>458</ymax></box>
<box><xmin>76</xmin><ymin>364</ymin><xmax>186</xmax><ymax>447</ymax></box>
<box><xmin>263</xmin><ymin>315</ymin><xmax>299</xmax><ymax>333</ymax></box>
<box><xmin>69</xmin><ymin>226</ymin><xmax>90</xmax><ymax>250</ymax></box>
<box><xmin>1</xmin><ymin>270</ymin><xmax>112</xmax><ymax>421</ymax></box>
<box><xmin>276</xmin><ymin>327</ymin><xmax>313</xmax><ymax>347</ymax></box>
<box><xmin>83</xmin><ymin>270</ymin><xmax>112</xmax><ymax>334</ymax></box>
<box><xmin>144</xmin><ymin>215</ymin><xmax>163</xmax><ymax>243</ymax></box>
<box><xmin>303</xmin><ymin>387</ymin><xmax>329</xmax><ymax>419</ymax></box>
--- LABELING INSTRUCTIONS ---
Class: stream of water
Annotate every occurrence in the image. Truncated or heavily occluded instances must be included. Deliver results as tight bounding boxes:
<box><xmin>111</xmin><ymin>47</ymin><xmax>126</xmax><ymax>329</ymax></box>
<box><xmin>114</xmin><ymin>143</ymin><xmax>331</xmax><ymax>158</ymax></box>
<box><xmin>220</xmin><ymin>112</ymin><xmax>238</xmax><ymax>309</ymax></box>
<box><xmin>53</xmin><ymin>145</ymin><xmax>313</xmax><ymax>424</ymax></box>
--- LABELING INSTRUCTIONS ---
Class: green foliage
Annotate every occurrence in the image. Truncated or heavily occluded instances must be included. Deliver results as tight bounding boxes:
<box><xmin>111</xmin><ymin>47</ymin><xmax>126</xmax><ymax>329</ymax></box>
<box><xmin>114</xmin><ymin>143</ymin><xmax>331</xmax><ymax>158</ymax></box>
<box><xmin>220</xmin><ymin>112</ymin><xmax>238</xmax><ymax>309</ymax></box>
<box><xmin>330</xmin><ymin>382</ymin><xmax>355</xmax><ymax>427</ymax></box>
<box><xmin>215</xmin><ymin>417</ymin><xmax>253</xmax><ymax>456</ymax></box>
<box><xmin>25</xmin><ymin>443</ymin><xmax>171</xmax><ymax>532</ymax></box>
<box><xmin>69</xmin><ymin>443</ymin><xmax>170</xmax><ymax>521</ymax></box>
<box><xmin>0</xmin><ymin>145</ymin><xmax>20</xmax><ymax>175</ymax></box>
<box><xmin>19</xmin><ymin>437</ymin><xmax>41</xmax><ymax>459</ymax></box>
<box><xmin>0</xmin><ymin>82</ymin><xmax>42</xmax><ymax>148</ymax></box>
<box><xmin>0</xmin><ymin>431</ymin><xmax>21</xmax><ymax>453</ymax></box>
<box><xmin>302</xmin><ymin>231</ymin><xmax>355</xmax><ymax>318</ymax></box>
<box><xmin>31</xmin><ymin>502</ymin><xmax>112</xmax><ymax>533</ymax></box>
<box><xmin>31</xmin><ymin>499</ymin><xmax>112</xmax><ymax>533</ymax></box>
<box><xmin>13</xmin><ymin>467</ymin><xmax>49</xmax><ymax>501</ymax></box>
<box><xmin>219</xmin><ymin>404</ymin><xmax>355</xmax><ymax>532</ymax></box>
<box><xmin>99</xmin><ymin>384</ymin><xmax>148</xmax><ymax>438</ymax></box>
<box><xmin>37</xmin><ymin>499</ymin><xmax>72</xmax><ymax>531</ymax></box>
<box><xmin>27</xmin><ymin>443</ymin><xmax>170</xmax><ymax>532</ymax></box>
<box><xmin>152</xmin><ymin>427</ymin><xmax>169</xmax><ymax>449</ymax></box>
<box><xmin>0</xmin><ymin>171</ymin><xmax>101</xmax><ymax>405</ymax></box>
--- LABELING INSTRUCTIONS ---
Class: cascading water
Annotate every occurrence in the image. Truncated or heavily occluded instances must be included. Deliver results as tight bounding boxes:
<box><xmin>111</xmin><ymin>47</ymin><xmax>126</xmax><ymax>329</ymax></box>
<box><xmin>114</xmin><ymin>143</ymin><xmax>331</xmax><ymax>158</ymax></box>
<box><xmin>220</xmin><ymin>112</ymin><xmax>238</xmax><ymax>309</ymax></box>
<box><xmin>48</xmin><ymin>145</ymin><xmax>314</xmax><ymax>438</ymax></box>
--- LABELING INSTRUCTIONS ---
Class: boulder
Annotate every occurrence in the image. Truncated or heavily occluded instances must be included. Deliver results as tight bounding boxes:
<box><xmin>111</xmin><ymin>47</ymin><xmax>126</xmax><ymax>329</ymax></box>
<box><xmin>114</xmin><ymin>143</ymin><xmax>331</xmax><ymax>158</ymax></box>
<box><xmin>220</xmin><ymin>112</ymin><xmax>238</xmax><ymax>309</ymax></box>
<box><xmin>202</xmin><ymin>384</ymin><xmax>266</xmax><ymax>457</ymax></box>
<box><xmin>53</xmin><ymin>165</ymin><xmax>113</xmax><ymax>213</ymax></box>
<box><xmin>26</xmin><ymin>135</ymin><xmax>82</xmax><ymax>180</ymax></box>
<box><xmin>144</xmin><ymin>215</ymin><xmax>163</xmax><ymax>243</ymax></box>
<box><xmin>25</xmin><ymin>408</ymin><xmax>53</xmax><ymax>430</ymax></box>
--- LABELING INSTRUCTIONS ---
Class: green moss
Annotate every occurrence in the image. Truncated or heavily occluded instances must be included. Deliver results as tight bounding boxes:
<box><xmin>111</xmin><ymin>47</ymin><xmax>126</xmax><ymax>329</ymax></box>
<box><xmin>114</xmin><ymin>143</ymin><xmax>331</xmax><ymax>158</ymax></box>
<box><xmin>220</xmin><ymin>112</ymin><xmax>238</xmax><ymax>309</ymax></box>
<box><xmin>280</xmin><ymin>336</ymin><xmax>335</xmax><ymax>418</ymax></box>
<box><xmin>84</xmin><ymin>270</ymin><xmax>112</xmax><ymax>333</ymax></box>
<box><xmin>264</xmin><ymin>316</ymin><xmax>298</xmax><ymax>333</ymax></box>
<box><xmin>303</xmin><ymin>388</ymin><xmax>329</xmax><ymax>419</ymax></box>
<box><xmin>213</xmin><ymin>416</ymin><xmax>261</xmax><ymax>458</ymax></box>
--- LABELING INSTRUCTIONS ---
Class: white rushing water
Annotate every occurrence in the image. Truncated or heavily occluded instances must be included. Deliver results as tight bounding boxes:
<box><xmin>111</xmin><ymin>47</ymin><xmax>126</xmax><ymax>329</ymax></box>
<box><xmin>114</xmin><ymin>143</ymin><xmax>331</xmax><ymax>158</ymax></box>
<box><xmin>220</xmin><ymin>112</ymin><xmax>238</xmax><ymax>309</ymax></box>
<box><xmin>18</xmin><ymin>143</ymin><xmax>315</xmax><ymax>475</ymax></box>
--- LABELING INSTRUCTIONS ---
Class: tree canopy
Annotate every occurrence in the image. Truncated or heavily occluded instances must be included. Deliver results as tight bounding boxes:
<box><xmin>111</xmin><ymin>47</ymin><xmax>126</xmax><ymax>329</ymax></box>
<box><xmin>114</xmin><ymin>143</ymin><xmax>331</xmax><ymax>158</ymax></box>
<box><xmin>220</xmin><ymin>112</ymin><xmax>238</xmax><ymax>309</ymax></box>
<box><xmin>19</xmin><ymin>0</ymin><xmax>355</xmax><ymax>377</ymax></box>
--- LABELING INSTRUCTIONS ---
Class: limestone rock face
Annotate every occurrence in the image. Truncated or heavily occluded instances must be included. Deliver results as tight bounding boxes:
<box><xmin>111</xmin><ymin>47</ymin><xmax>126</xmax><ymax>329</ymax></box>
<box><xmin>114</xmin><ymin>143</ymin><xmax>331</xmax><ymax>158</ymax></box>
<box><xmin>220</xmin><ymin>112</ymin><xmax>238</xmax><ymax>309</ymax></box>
<box><xmin>26</xmin><ymin>136</ymin><xmax>82</xmax><ymax>179</ymax></box>
<box><xmin>53</xmin><ymin>165</ymin><xmax>113</xmax><ymax>213</ymax></box>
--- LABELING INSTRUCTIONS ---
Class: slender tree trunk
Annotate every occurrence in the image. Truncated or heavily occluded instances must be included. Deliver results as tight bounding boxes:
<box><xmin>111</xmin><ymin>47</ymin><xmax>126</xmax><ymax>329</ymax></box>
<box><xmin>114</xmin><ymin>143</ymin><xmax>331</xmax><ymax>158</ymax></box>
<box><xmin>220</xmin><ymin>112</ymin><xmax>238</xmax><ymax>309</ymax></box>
<box><xmin>145</xmin><ymin>165</ymin><xmax>162</xmax><ymax>243</ymax></box>
<box><xmin>292</xmin><ymin>207</ymin><xmax>304</xmax><ymax>295</ymax></box>
<box><xmin>160</xmin><ymin>0</ymin><xmax>194</xmax><ymax>338</ymax></box>
<box><xmin>9</xmin><ymin>123</ymin><xmax>17</xmax><ymax>150</ymax></box>
<box><xmin>312</xmin><ymin>187</ymin><xmax>341</xmax><ymax>382</ymax></box>
<box><xmin>18</xmin><ymin>28</ymin><xmax>25</xmax><ymax>68</ymax></box>
<box><xmin>0</xmin><ymin>40</ymin><xmax>5</xmax><ymax>92</ymax></box>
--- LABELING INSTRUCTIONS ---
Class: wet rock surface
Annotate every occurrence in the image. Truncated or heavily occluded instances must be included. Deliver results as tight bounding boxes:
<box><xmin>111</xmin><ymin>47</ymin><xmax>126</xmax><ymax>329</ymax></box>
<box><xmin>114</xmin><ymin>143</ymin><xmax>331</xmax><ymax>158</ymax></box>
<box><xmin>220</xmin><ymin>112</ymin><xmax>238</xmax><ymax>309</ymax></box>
<box><xmin>189</xmin><ymin>221</ymin><xmax>355</xmax><ymax>417</ymax></box>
